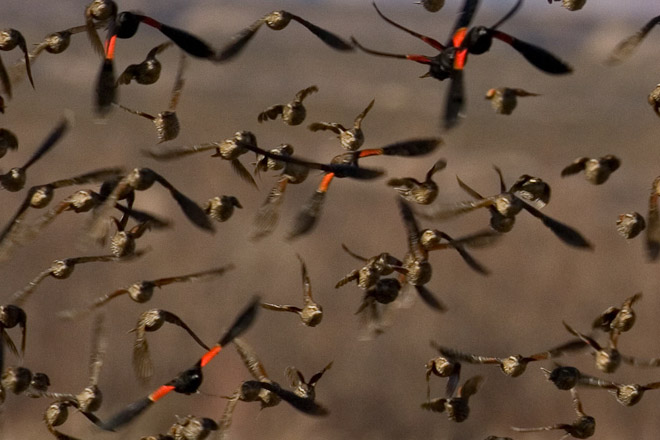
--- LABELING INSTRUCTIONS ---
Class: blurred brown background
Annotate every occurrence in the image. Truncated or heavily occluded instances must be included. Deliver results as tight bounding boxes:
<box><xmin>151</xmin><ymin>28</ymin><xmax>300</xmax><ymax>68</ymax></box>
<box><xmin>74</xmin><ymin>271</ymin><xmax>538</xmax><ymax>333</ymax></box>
<box><xmin>2</xmin><ymin>0</ymin><xmax>660</xmax><ymax>439</ymax></box>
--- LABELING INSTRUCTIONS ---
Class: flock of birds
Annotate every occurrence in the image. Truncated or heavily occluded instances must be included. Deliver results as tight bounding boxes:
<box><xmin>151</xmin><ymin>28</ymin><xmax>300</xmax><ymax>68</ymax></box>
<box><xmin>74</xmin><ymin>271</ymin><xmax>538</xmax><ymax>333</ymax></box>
<box><xmin>1</xmin><ymin>0</ymin><xmax>660</xmax><ymax>439</ymax></box>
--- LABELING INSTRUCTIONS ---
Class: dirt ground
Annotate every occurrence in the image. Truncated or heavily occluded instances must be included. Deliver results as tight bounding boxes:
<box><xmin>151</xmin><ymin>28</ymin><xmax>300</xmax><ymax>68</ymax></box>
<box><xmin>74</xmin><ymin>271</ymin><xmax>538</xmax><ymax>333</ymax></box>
<box><xmin>2</xmin><ymin>1</ymin><xmax>660</xmax><ymax>439</ymax></box>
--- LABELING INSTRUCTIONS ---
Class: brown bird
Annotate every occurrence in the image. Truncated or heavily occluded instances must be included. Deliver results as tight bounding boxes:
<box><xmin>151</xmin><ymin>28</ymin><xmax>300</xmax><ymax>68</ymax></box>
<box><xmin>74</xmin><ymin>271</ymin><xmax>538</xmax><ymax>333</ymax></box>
<box><xmin>0</xmin><ymin>128</ymin><xmax>17</xmax><ymax>158</ymax></box>
<box><xmin>421</xmin><ymin>375</ymin><xmax>483</xmax><ymax>423</ymax></box>
<box><xmin>592</xmin><ymin>293</ymin><xmax>642</xmax><ymax>343</ymax></box>
<box><xmin>336</xmin><ymin>244</ymin><xmax>403</xmax><ymax>291</ymax></box>
<box><xmin>573</xmin><ymin>370</ymin><xmax>660</xmax><ymax>407</ymax></box>
<box><xmin>432</xmin><ymin>339</ymin><xmax>586</xmax><ymax>378</ymax></box>
<box><xmin>8</xmin><ymin>24</ymin><xmax>102</xmax><ymax>88</ymax></box>
<box><xmin>42</xmin><ymin>314</ymin><xmax>107</xmax><ymax>415</ymax></box>
<box><xmin>258</xmin><ymin>85</ymin><xmax>318</xmax><ymax>126</ymax></box>
<box><xmin>485</xmin><ymin>87</ymin><xmax>540</xmax><ymax>115</ymax></box>
<box><xmin>606</xmin><ymin>15</ymin><xmax>660</xmax><ymax>65</ymax></box>
<box><xmin>416</xmin><ymin>0</ymin><xmax>445</xmax><ymax>12</ymax></box>
<box><xmin>251</xmin><ymin>146</ymin><xmax>310</xmax><ymax>241</ymax></box>
<box><xmin>166</xmin><ymin>415</ymin><xmax>218</xmax><ymax>440</ymax></box>
<box><xmin>117</xmin><ymin>41</ymin><xmax>172</xmax><ymax>85</ymax></box>
<box><xmin>261</xmin><ymin>254</ymin><xmax>323</xmax><ymax>327</ymax></box>
<box><xmin>561</xmin><ymin>155</ymin><xmax>620</xmax><ymax>185</ymax></box>
<box><xmin>562</xmin><ymin>321</ymin><xmax>660</xmax><ymax>374</ymax></box>
<box><xmin>84</xmin><ymin>0</ymin><xmax>118</xmax><ymax>56</ymax></box>
<box><xmin>548</xmin><ymin>0</ymin><xmax>586</xmax><ymax>11</ymax></box>
<box><xmin>58</xmin><ymin>265</ymin><xmax>233</xmax><ymax>319</ymax></box>
<box><xmin>0</xmin><ymin>167</ymin><xmax>125</xmax><ymax>253</ymax></box>
<box><xmin>87</xmin><ymin>167</ymin><xmax>214</xmax><ymax>245</ymax></box>
<box><xmin>285</xmin><ymin>361</ymin><xmax>332</xmax><ymax>400</ymax></box>
<box><xmin>427</xmin><ymin>340</ymin><xmax>462</xmax><ymax>400</ymax></box>
<box><xmin>41</xmin><ymin>316</ymin><xmax>107</xmax><ymax>440</ymax></box>
<box><xmin>109</xmin><ymin>217</ymin><xmax>153</xmax><ymax>258</ymax></box>
<box><xmin>131</xmin><ymin>309</ymin><xmax>211</xmax><ymax>381</ymax></box>
<box><xmin>0</xmin><ymin>117</ymin><xmax>69</xmax><ymax>192</ymax></box>
<box><xmin>646</xmin><ymin>175</ymin><xmax>660</xmax><ymax>260</ymax></box>
<box><xmin>143</xmin><ymin>131</ymin><xmax>259</xmax><ymax>188</ymax></box>
<box><xmin>355</xmin><ymin>278</ymin><xmax>402</xmax><ymax>339</ymax></box>
<box><xmin>424</xmin><ymin>166</ymin><xmax>591</xmax><ymax>248</ymax></box>
<box><xmin>10</xmin><ymin>254</ymin><xmax>139</xmax><ymax>307</ymax></box>
<box><xmin>388</xmin><ymin>159</ymin><xmax>447</xmax><ymax>205</ymax></box>
<box><xmin>0</xmin><ymin>305</ymin><xmax>27</xmax><ymax>373</ymax></box>
<box><xmin>616</xmin><ymin>212</ymin><xmax>645</xmax><ymax>239</ymax></box>
<box><xmin>649</xmin><ymin>84</ymin><xmax>660</xmax><ymax>116</ymax></box>
<box><xmin>0</xmin><ymin>28</ymin><xmax>34</xmax><ymax>99</ymax></box>
<box><xmin>233</xmin><ymin>337</ymin><xmax>281</xmax><ymax>408</ymax></box>
<box><xmin>214</xmin><ymin>10</ymin><xmax>353</xmax><ymax>62</ymax></box>
<box><xmin>542</xmin><ymin>364</ymin><xmax>583</xmax><ymax>390</ymax></box>
<box><xmin>117</xmin><ymin>53</ymin><xmax>187</xmax><ymax>143</ymax></box>
<box><xmin>308</xmin><ymin>99</ymin><xmax>375</xmax><ymax>151</ymax></box>
<box><xmin>397</xmin><ymin>198</ymin><xmax>445</xmax><ymax>312</ymax></box>
<box><xmin>512</xmin><ymin>388</ymin><xmax>595</xmax><ymax>439</ymax></box>
<box><xmin>3</xmin><ymin>189</ymin><xmax>168</xmax><ymax>262</ymax></box>
<box><xmin>252</xmin><ymin>143</ymin><xmax>294</xmax><ymax>178</ymax></box>
<box><xmin>204</xmin><ymin>195</ymin><xmax>242</xmax><ymax>223</ymax></box>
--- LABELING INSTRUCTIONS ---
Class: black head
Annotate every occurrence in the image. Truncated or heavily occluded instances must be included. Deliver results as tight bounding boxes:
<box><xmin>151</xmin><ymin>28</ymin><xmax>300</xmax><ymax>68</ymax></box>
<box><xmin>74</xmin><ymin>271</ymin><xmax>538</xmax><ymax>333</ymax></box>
<box><xmin>466</xmin><ymin>26</ymin><xmax>492</xmax><ymax>55</ymax></box>
<box><xmin>116</xmin><ymin>12</ymin><xmax>142</xmax><ymax>39</ymax></box>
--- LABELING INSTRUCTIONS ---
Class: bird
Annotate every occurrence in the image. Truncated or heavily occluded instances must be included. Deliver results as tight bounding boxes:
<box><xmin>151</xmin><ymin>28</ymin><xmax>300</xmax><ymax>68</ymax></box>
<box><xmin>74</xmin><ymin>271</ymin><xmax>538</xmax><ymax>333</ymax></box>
<box><xmin>0</xmin><ymin>167</ymin><xmax>125</xmax><ymax>253</ymax></box>
<box><xmin>0</xmin><ymin>128</ymin><xmax>17</xmax><ymax>158</ymax></box>
<box><xmin>0</xmin><ymin>305</ymin><xmax>27</xmax><ymax>373</ymax></box>
<box><xmin>561</xmin><ymin>155</ymin><xmax>621</xmax><ymax>185</ymax></box>
<box><xmin>250</xmin><ymin>145</ymin><xmax>310</xmax><ymax>241</ymax></box>
<box><xmin>287</xmin><ymin>138</ymin><xmax>440</xmax><ymax>239</ymax></box>
<box><xmin>130</xmin><ymin>309</ymin><xmax>211</xmax><ymax>381</ymax></box>
<box><xmin>85</xmin><ymin>0</ymin><xmax>118</xmax><ymax>56</ymax></box>
<box><xmin>397</xmin><ymin>199</ymin><xmax>445</xmax><ymax>312</ymax></box>
<box><xmin>117</xmin><ymin>41</ymin><xmax>172</xmax><ymax>85</ymax></box>
<box><xmin>204</xmin><ymin>196</ymin><xmax>242</xmax><ymax>223</ymax></box>
<box><xmin>387</xmin><ymin>158</ymin><xmax>447</xmax><ymax>205</ymax></box>
<box><xmin>432</xmin><ymin>338</ymin><xmax>586</xmax><ymax>378</ymax></box>
<box><xmin>616</xmin><ymin>212</ymin><xmax>645</xmax><ymax>239</ymax></box>
<box><xmin>645</xmin><ymin>175</ymin><xmax>660</xmax><ymax>260</ymax></box>
<box><xmin>512</xmin><ymin>388</ymin><xmax>595</xmax><ymax>439</ymax></box>
<box><xmin>258</xmin><ymin>85</ymin><xmax>318</xmax><ymax>126</ymax></box>
<box><xmin>591</xmin><ymin>293</ymin><xmax>642</xmax><ymax>343</ymax></box>
<box><xmin>606</xmin><ymin>15</ymin><xmax>660</xmax><ymax>65</ymax></box>
<box><xmin>422</xmin><ymin>166</ymin><xmax>591</xmax><ymax>248</ymax></box>
<box><xmin>416</xmin><ymin>0</ymin><xmax>445</xmax><ymax>12</ymax></box>
<box><xmin>261</xmin><ymin>254</ymin><xmax>323</xmax><ymax>327</ymax></box>
<box><xmin>10</xmin><ymin>253</ymin><xmax>141</xmax><ymax>307</ymax></box>
<box><xmin>116</xmin><ymin>53</ymin><xmax>187</xmax><ymax>143</ymax></box>
<box><xmin>308</xmin><ymin>99</ymin><xmax>375</xmax><ymax>151</ymax></box>
<box><xmin>285</xmin><ymin>361</ymin><xmax>333</xmax><ymax>400</ymax></box>
<box><xmin>86</xmin><ymin>167</ymin><xmax>214</xmax><ymax>246</ymax></box>
<box><xmin>562</xmin><ymin>321</ymin><xmax>660</xmax><ymax>374</ymax></box>
<box><xmin>485</xmin><ymin>87</ymin><xmax>540</xmax><ymax>115</ymax></box>
<box><xmin>547</xmin><ymin>0</ymin><xmax>586</xmax><ymax>11</ymax></box>
<box><xmin>421</xmin><ymin>375</ymin><xmax>483</xmax><ymax>423</ymax></box>
<box><xmin>0</xmin><ymin>28</ymin><xmax>34</xmax><ymax>99</ymax></box>
<box><xmin>57</xmin><ymin>265</ymin><xmax>233</xmax><ymax>319</ymax></box>
<box><xmin>0</xmin><ymin>117</ymin><xmax>69</xmax><ymax>192</ymax></box>
<box><xmin>352</xmin><ymin>0</ymin><xmax>570</xmax><ymax>128</ymax></box>
<box><xmin>97</xmin><ymin>297</ymin><xmax>260</xmax><ymax>431</ymax></box>
<box><xmin>427</xmin><ymin>341</ymin><xmax>462</xmax><ymax>400</ymax></box>
<box><xmin>214</xmin><ymin>10</ymin><xmax>353</xmax><ymax>62</ymax></box>
<box><xmin>143</xmin><ymin>131</ymin><xmax>259</xmax><ymax>188</ymax></box>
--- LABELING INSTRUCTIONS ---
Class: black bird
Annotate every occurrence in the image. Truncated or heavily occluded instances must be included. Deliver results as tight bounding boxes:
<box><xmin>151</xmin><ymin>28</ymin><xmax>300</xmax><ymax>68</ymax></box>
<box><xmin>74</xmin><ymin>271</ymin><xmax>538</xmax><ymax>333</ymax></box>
<box><xmin>98</xmin><ymin>297</ymin><xmax>260</xmax><ymax>431</ymax></box>
<box><xmin>352</xmin><ymin>0</ymin><xmax>571</xmax><ymax>128</ymax></box>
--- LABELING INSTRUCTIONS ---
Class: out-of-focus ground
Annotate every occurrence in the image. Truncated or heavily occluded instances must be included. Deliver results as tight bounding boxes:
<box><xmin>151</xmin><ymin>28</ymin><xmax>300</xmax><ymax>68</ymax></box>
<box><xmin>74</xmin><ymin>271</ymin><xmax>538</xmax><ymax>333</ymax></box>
<box><xmin>2</xmin><ymin>1</ymin><xmax>660</xmax><ymax>439</ymax></box>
